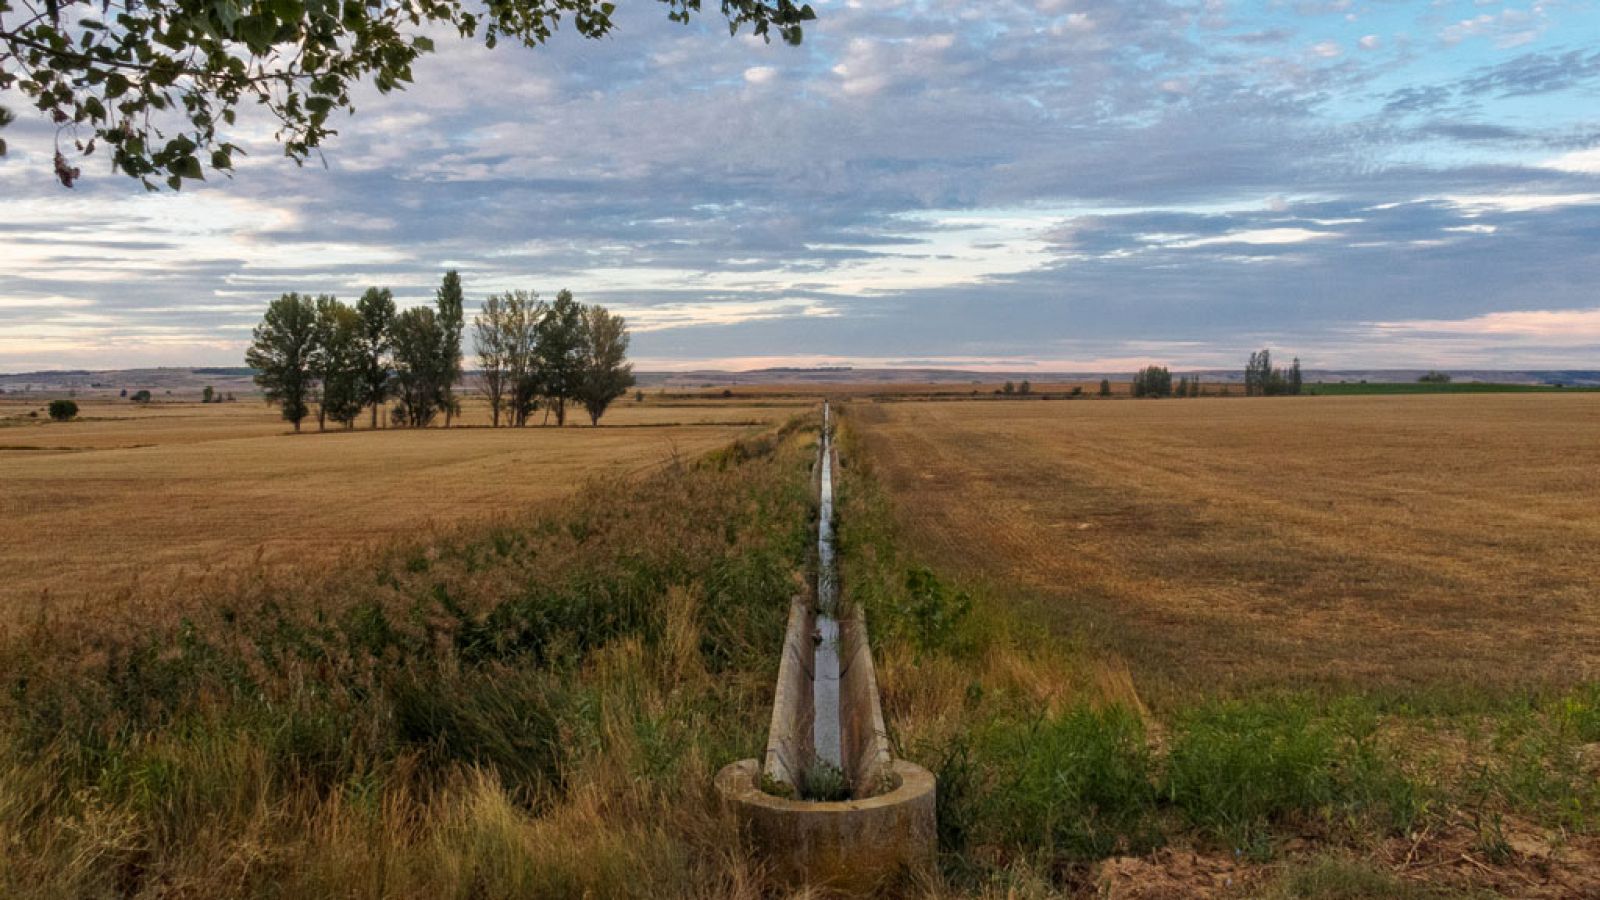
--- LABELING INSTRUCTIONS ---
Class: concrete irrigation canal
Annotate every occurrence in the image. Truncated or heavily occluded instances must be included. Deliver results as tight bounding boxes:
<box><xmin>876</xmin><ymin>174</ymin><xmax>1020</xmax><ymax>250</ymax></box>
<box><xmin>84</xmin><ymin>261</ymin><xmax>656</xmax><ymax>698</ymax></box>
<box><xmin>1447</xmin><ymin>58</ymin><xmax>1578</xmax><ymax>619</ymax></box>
<box><xmin>716</xmin><ymin>402</ymin><xmax>936</xmax><ymax>892</ymax></box>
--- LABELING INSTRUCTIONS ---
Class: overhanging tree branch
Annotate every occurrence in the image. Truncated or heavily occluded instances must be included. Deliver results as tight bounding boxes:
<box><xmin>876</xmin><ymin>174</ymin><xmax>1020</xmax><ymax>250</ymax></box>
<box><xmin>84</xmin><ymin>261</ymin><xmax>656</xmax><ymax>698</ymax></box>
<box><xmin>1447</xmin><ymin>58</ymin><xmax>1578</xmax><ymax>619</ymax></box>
<box><xmin>0</xmin><ymin>0</ymin><xmax>815</xmax><ymax>188</ymax></box>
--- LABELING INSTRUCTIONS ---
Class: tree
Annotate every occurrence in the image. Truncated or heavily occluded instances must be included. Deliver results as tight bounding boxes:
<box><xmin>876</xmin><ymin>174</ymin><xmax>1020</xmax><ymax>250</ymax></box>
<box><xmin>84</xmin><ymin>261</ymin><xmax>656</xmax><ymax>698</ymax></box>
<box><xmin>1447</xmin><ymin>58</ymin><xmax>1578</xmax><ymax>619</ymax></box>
<box><xmin>1419</xmin><ymin>370</ymin><xmax>1452</xmax><ymax>384</ymax></box>
<box><xmin>1</xmin><ymin>0</ymin><xmax>815</xmax><ymax>189</ymax></box>
<box><xmin>1189</xmin><ymin>375</ymin><xmax>1201</xmax><ymax>398</ymax></box>
<box><xmin>576</xmin><ymin>303</ymin><xmax>634</xmax><ymax>426</ymax></box>
<box><xmin>246</xmin><ymin>292</ymin><xmax>317</xmax><ymax>432</ymax></box>
<box><xmin>201</xmin><ymin>385</ymin><xmax>214</xmax><ymax>403</ymax></box>
<box><xmin>48</xmin><ymin>398</ymin><xmax>77</xmax><ymax>421</ymax></box>
<box><xmin>315</xmin><ymin>299</ymin><xmax>367</xmax><ymax>428</ymax></box>
<box><xmin>1132</xmin><ymin>366</ymin><xmax>1172</xmax><ymax>398</ymax></box>
<box><xmin>1177</xmin><ymin>375</ymin><xmax>1190</xmax><ymax>398</ymax></box>
<box><xmin>1246</xmin><ymin>349</ymin><xmax>1296</xmax><ymax>396</ymax></box>
<box><xmin>504</xmin><ymin>291</ymin><xmax>546</xmax><ymax>427</ymax></box>
<box><xmin>1018</xmin><ymin>379</ymin><xmax>1032</xmax><ymax>395</ymax></box>
<box><xmin>1289</xmin><ymin>358</ymin><xmax>1303</xmax><ymax>395</ymax></box>
<box><xmin>1001</xmin><ymin>380</ymin><xmax>1016</xmax><ymax>395</ymax></box>
<box><xmin>356</xmin><ymin>287</ymin><xmax>396</xmax><ymax>429</ymax></box>
<box><xmin>389</xmin><ymin>307</ymin><xmax>446</xmax><ymax>428</ymax></box>
<box><xmin>130</xmin><ymin>389</ymin><xmax>152</xmax><ymax>403</ymax></box>
<box><xmin>306</xmin><ymin>294</ymin><xmax>342</xmax><ymax>432</ymax></box>
<box><xmin>1099</xmin><ymin>378</ymin><xmax>1112</xmax><ymax>397</ymax></box>
<box><xmin>537</xmin><ymin>289</ymin><xmax>584</xmax><ymax>426</ymax></box>
<box><xmin>435</xmin><ymin>271</ymin><xmax>466</xmax><ymax>427</ymax></box>
<box><xmin>475</xmin><ymin>293</ymin><xmax>513</xmax><ymax>428</ymax></box>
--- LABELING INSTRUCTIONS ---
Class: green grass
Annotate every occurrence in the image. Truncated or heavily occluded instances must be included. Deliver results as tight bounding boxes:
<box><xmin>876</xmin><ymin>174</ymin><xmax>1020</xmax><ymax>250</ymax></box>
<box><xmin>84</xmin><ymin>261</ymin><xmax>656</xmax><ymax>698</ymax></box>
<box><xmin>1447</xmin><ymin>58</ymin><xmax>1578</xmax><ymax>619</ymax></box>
<box><xmin>1308</xmin><ymin>381</ymin><xmax>1597</xmax><ymax>395</ymax></box>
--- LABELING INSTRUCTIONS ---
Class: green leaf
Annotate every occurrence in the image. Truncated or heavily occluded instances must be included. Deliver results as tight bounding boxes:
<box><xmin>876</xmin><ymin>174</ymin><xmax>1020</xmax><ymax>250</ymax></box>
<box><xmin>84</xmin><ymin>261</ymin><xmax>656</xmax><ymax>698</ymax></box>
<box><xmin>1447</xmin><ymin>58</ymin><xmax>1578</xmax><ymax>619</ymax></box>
<box><xmin>174</xmin><ymin>155</ymin><xmax>204</xmax><ymax>179</ymax></box>
<box><xmin>412</xmin><ymin>35</ymin><xmax>434</xmax><ymax>52</ymax></box>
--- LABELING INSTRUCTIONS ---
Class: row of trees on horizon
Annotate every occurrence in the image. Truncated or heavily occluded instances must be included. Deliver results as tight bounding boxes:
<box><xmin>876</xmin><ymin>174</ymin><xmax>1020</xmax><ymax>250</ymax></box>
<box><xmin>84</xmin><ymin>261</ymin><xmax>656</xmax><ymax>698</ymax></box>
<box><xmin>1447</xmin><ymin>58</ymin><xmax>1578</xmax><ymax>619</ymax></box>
<box><xmin>1125</xmin><ymin>349</ymin><xmax>1305</xmax><ymax>399</ymax></box>
<box><xmin>246</xmin><ymin>272</ymin><xmax>635</xmax><ymax>432</ymax></box>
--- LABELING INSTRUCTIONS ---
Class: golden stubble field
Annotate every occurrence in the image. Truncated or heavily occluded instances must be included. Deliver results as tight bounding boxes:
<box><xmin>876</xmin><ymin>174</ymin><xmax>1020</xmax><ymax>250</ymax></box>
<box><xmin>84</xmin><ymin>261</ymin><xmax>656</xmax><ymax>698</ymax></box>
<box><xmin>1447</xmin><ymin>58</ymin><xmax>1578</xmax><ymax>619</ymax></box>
<box><xmin>0</xmin><ymin>395</ymin><xmax>799</xmax><ymax>613</ymax></box>
<box><xmin>850</xmin><ymin>393</ymin><xmax>1600</xmax><ymax>699</ymax></box>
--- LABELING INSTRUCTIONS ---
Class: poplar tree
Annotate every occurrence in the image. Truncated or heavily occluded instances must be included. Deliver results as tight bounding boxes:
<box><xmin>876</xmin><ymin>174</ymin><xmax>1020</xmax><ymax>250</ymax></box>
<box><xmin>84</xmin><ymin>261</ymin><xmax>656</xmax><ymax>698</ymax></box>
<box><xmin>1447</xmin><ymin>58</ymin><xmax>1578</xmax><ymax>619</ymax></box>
<box><xmin>576</xmin><ymin>304</ymin><xmax>635</xmax><ymax>426</ymax></box>
<box><xmin>356</xmin><ymin>287</ymin><xmax>395</xmax><ymax>429</ymax></box>
<box><xmin>506</xmin><ymin>291</ymin><xmax>546</xmax><ymax>427</ymax></box>
<box><xmin>537</xmin><ymin>289</ymin><xmax>584</xmax><ymax>426</ymax></box>
<box><xmin>475</xmin><ymin>293</ymin><xmax>512</xmax><ymax>427</ymax></box>
<box><xmin>307</xmin><ymin>294</ymin><xmax>344</xmax><ymax>432</ymax></box>
<box><xmin>317</xmin><ymin>301</ymin><xmax>368</xmax><ymax>428</ymax></box>
<box><xmin>435</xmin><ymin>271</ymin><xmax>466</xmax><ymax>427</ymax></box>
<box><xmin>246</xmin><ymin>293</ymin><xmax>318</xmax><ymax>432</ymax></box>
<box><xmin>390</xmin><ymin>307</ymin><xmax>446</xmax><ymax>428</ymax></box>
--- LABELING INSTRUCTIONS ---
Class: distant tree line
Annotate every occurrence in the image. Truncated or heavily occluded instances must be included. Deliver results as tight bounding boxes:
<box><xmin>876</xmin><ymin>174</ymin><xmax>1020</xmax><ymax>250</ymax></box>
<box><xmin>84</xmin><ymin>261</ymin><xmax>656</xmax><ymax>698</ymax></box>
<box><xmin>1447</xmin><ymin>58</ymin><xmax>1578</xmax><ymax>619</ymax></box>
<box><xmin>247</xmin><ymin>272</ymin><xmax>634</xmax><ymax>433</ymax></box>
<box><xmin>1131</xmin><ymin>366</ymin><xmax>1174</xmax><ymax>398</ymax></box>
<box><xmin>1244</xmin><ymin>348</ymin><xmax>1303</xmax><ymax>396</ymax></box>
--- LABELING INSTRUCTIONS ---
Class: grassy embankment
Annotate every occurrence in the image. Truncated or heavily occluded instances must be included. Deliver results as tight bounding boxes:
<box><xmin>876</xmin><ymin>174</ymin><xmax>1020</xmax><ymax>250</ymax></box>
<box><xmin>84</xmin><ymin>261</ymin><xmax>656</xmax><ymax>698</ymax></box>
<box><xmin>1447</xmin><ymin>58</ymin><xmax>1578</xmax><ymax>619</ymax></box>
<box><xmin>832</xmin><ymin>401</ymin><xmax>1600</xmax><ymax>898</ymax></box>
<box><xmin>0</xmin><ymin>417</ymin><xmax>817</xmax><ymax>898</ymax></box>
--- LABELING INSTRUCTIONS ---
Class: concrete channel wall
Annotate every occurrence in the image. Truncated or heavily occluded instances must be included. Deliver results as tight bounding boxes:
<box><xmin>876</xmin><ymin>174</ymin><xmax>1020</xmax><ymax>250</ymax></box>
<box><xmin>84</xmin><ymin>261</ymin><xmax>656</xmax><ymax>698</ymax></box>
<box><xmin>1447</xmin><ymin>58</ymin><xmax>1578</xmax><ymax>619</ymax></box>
<box><xmin>717</xmin><ymin>404</ymin><xmax>936</xmax><ymax>893</ymax></box>
<box><xmin>762</xmin><ymin>594</ymin><xmax>815</xmax><ymax>790</ymax></box>
<box><xmin>838</xmin><ymin>605</ymin><xmax>895</xmax><ymax>797</ymax></box>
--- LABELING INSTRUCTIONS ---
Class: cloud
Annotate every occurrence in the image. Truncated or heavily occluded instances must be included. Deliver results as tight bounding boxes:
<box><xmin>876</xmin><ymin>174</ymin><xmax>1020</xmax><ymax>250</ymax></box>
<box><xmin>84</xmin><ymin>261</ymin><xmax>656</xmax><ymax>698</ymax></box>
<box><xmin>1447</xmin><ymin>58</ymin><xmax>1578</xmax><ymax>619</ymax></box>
<box><xmin>4</xmin><ymin>0</ymin><xmax>1600</xmax><ymax>370</ymax></box>
<box><xmin>1460</xmin><ymin>49</ymin><xmax>1600</xmax><ymax>97</ymax></box>
<box><xmin>1540</xmin><ymin>147</ymin><xmax>1600</xmax><ymax>174</ymax></box>
<box><xmin>1371</xmin><ymin>308</ymin><xmax>1600</xmax><ymax>345</ymax></box>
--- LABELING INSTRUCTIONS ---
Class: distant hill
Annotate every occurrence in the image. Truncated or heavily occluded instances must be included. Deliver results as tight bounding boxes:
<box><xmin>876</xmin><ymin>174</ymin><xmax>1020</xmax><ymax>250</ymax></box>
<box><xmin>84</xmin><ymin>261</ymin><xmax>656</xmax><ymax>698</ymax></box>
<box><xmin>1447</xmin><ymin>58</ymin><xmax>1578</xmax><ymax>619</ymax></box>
<box><xmin>4</xmin><ymin>365</ymin><xmax>1598</xmax><ymax>397</ymax></box>
<box><xmin>636</xmin><ymin>367</ymin><xmax>1600</xmax><ymax>388</ymax></box>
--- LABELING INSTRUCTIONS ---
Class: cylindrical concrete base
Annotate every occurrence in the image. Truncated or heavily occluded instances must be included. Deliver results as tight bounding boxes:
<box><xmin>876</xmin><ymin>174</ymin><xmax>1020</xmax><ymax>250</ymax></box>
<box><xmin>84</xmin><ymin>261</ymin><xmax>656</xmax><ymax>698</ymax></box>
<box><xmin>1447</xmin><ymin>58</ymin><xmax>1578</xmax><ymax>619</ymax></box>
<box><xmin>715</xmin><ymin>758</ymin><xmax>937</xmax><ymax>894</ymax></box>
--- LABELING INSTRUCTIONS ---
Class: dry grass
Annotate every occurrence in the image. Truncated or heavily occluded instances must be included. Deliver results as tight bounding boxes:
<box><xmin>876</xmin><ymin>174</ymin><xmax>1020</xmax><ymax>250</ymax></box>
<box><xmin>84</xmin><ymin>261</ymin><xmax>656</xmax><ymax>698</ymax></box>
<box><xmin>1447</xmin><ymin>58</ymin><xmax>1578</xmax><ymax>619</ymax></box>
<box><xmin>0</xmin><ymin>417</ymin><xmax>819</xmax><ymax>898</ymax></box>
<box><xmin>0</xmin><ymin>396</ymin><xmax>788</xmax><ymax>614</ymax></box>
<box><xmin>849</xmin><ymin>394</ymin><xmax>1600</xmax><ymax>700</ymax></box>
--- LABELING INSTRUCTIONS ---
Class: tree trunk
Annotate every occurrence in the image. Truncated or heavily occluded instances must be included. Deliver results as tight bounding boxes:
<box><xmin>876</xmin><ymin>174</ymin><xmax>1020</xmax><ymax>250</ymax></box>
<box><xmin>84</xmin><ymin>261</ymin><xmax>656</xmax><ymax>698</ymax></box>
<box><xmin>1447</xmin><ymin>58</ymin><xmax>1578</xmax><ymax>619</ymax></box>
<box><xmin>370</xmin><ymin>404</ymin><xmax>378</xmax><ymax>430</ymax></box>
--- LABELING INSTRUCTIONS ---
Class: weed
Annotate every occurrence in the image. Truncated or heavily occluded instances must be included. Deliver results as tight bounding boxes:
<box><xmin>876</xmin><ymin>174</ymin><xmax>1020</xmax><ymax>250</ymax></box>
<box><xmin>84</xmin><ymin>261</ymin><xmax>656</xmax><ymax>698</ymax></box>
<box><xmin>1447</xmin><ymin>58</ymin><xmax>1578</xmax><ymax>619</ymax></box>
<box><xmin>799</xmin><ymin>759</ymin><xmax>851</xmax><ymax>802</ymax></box>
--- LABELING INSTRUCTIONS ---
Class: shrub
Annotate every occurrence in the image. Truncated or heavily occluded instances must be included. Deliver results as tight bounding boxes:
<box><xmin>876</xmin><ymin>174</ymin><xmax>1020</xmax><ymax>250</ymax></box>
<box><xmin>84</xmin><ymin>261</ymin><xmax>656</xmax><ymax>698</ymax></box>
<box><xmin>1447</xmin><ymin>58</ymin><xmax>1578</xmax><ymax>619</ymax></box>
<box><xmin>47</xmin><ymin>399</ymin><xmax>77</xmax><ymax>421</ymax></box>
<box><xmin>898</xmin><ymin>567</ymin><xmax>972</xmax><ymax>656</ymax></box>
<box><xmin>1418</xmin><ymin>370</ymin><xmax>1451</xmax><ymax>384</ymax></box>
<box><xmin>130</xmin><ymin>389</ymin><xmax>152</xmax><ymax>403</ymax></box>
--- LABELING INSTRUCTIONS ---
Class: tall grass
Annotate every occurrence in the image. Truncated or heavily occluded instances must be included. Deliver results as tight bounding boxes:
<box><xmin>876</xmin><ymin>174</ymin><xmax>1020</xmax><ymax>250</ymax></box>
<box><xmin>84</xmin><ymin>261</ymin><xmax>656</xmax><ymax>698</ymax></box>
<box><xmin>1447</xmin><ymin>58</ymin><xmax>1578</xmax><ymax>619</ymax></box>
<box><xmin>0</xmin><ymin>418</ymin><xmax>816</xmax><ymax>897</ymax></box>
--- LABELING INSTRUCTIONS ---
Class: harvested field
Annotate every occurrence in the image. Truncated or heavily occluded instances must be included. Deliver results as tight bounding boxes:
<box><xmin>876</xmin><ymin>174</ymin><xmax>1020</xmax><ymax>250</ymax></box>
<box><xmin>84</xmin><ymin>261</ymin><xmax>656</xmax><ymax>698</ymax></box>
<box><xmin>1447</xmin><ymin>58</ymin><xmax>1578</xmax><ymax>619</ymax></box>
<box><xmin>0</xmin><ymin>396</ymin><xmax>789</xmax><ymax>613</ymax></box>
<box><xmin>849</xmin><ymin>393</ymin><xmax>1600</xmax><ymax>700</ymax></box>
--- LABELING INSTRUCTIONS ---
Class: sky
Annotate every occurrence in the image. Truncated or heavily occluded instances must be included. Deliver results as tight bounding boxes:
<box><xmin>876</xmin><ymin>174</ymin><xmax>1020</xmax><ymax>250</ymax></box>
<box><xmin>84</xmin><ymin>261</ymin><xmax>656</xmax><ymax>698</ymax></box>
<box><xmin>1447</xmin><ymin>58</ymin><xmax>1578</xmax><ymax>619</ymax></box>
<box><xmin>2</xmin><ymin>0</ymin><xmax>1600</xmax><ymax>373</ymax></box>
